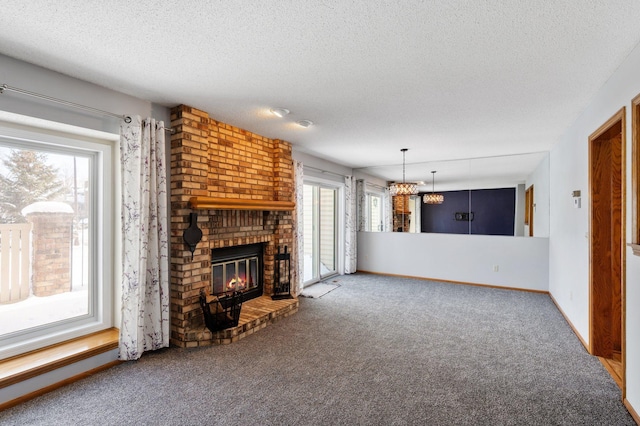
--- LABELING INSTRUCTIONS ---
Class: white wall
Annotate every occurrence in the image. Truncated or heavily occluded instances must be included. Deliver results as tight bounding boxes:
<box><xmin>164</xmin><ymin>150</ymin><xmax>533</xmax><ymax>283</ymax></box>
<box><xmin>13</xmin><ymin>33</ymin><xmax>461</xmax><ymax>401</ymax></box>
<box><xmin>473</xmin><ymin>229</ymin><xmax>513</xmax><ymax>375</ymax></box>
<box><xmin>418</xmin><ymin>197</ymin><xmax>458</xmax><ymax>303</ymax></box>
<box><xmin>627</xmin><ymin>250</ymin><xmax>640</xmax><ymax>412</ymax></box>
<box><xmin>0</xmin><ymin>54</ymin><xmax>169</xmax><ymax>134</ymax></box>
<box><xmin>293</xmin><ymin>150</ymin><xmax>353</xmax><ymax>181</ymax></box>
<box><xmin>358</xmin><ymin>232</ymin><xmax>549</xmax><ymax>291</ymax></box>
<box><xmin>353</xmin><ymin>170</ymin><xmax>388</xmax><ymax>189</ymax></box>
<box><xmin>548</xmin><ymin>40</ymin><xmax>640</xmax><ymax>411</ymax></box>
<box><xmin>526</xmin><ymin>152</ymin><xmax>550</xmax><ymax>237</ymax></box>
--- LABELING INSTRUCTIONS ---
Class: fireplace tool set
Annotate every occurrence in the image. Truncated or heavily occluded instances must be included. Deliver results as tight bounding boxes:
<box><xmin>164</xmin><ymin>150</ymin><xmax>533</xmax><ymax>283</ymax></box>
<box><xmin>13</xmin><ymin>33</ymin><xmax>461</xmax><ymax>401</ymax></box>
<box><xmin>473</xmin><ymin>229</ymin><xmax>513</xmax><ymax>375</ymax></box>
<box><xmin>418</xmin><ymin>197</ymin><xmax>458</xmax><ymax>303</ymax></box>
<box><xmin>272</xmin><ymin>245</ymin><xmax>293</xmax><ymax>300</ymax></box>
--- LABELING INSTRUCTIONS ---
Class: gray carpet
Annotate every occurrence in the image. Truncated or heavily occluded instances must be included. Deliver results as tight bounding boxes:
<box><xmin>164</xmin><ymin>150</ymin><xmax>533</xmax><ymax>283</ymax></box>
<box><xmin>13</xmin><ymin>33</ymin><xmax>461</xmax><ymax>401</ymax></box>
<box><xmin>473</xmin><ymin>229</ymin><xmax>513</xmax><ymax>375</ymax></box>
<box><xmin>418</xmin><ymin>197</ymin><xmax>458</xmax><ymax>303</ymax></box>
<box><xmin>0</xmin><ymin>273</ymin><xmax>634</xmax><ymax>425</ymax></box>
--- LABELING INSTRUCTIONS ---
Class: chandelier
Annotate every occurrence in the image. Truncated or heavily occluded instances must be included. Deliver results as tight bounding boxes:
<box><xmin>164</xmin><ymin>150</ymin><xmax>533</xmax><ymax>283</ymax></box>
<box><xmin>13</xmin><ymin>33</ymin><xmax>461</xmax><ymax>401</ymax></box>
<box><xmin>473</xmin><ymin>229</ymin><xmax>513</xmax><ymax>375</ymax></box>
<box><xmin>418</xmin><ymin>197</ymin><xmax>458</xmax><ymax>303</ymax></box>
<box><xmin>389</xmin><ymin>149</ymin><xmax>419</xmax><ymax>196</ymax></box>
<box><xmin>423</xmin><ymin>171</ymin><xmax>444</xmax><ymax>204</ymax></box>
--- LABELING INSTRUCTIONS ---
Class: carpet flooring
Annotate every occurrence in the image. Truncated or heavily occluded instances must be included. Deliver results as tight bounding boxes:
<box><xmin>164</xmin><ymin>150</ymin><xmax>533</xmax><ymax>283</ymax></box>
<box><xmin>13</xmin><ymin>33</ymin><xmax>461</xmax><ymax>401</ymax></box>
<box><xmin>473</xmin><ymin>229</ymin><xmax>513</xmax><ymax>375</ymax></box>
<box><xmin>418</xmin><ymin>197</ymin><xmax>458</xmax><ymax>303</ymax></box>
<box><xmin>0</xmin><ymin>273</ymin><xmax>634</xmax><ymax>425</ymax></box>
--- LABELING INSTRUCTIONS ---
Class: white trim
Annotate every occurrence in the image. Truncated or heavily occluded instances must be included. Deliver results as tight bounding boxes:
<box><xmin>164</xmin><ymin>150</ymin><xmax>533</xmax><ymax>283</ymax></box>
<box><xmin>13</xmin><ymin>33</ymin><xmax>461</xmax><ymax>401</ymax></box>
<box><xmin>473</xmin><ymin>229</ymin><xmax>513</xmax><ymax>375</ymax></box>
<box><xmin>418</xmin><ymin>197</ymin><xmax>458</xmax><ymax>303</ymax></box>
<box><xmin>303</xmin><ymin>175</ymin><xmax>346</xmax><ymax>282</ymax></box>
<box><xmin>0</xmin><ymin>111</ymin><xmax>117</xmax><ymax>359</ymax></box>
<box><xmin>0</xmin><ymin>110</ymin><xmax>119</xmax><ymax>143</ymax></box>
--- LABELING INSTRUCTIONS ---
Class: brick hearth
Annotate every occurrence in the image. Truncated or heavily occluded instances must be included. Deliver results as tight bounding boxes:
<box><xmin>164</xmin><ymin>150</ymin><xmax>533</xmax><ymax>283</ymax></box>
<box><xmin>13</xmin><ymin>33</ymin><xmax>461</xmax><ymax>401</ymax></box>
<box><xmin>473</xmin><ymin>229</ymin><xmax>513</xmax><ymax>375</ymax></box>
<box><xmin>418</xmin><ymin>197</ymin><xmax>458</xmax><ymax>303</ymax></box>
<box><xmin>169</xmin><ymin>105</ymin><xmax>297</xmax><ymax>348</ymax></box>
<box><xmin>194</xmin><ymin>296</ymin><xmax>298</xmax><ymax>346</ymax></box>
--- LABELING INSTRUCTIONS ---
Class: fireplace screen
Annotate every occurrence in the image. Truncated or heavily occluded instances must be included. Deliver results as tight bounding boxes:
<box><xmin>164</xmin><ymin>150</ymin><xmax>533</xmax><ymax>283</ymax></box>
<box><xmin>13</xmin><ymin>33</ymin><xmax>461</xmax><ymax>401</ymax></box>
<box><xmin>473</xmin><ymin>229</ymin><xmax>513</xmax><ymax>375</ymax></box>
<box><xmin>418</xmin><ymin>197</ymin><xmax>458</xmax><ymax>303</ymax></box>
<box><xmin>211</xmin><ymin>243</ymin><xmax>263</xmax><ymax>300</ymax></box>
<box><xmin>212</xmin><ymin>256</ymin><xmax>259</xmax><ymax>295</ymax></box>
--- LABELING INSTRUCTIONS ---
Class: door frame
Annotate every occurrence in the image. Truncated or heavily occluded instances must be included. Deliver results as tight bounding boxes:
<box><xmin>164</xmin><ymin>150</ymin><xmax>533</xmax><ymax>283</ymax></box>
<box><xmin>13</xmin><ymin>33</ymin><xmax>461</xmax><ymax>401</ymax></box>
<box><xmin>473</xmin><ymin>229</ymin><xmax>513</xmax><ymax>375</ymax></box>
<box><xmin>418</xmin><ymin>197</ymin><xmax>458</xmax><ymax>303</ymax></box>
<box><xmin>588</xmin><ymin>107</ymin><xmax>626</xmax><ymax>397</ymax></box>
<box><xmin>525</xmin><ymin>184</ymin><xmax>534</xmax><ymax>236</ymax></box>
<box><xmin>302</xmin><ymin>176</ymin><xmax>344</xmax><ymax>286</ymax></box>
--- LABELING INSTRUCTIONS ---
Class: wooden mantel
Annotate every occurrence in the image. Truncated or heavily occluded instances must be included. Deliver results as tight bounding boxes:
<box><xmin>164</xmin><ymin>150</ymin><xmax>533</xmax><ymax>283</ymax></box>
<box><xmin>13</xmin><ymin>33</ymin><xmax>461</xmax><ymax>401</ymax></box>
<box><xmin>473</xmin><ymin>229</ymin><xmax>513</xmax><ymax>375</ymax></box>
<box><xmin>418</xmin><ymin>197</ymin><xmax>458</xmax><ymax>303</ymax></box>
<box><xmin>188</xmin><ymin>197</ymin><xmax>295</xmax><ymax>211</ymax></box>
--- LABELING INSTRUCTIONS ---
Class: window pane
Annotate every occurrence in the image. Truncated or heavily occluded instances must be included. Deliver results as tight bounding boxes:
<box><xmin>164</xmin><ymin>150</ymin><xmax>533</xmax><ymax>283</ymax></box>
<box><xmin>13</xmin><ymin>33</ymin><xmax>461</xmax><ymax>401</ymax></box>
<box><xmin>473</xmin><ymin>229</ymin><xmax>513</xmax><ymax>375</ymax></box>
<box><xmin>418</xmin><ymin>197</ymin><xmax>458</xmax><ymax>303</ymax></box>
<box><xmin>368</xmin><ymin>194</ymin><xmax>382</xmax><ymax>232</ymax></box>
<box><xmin>319</xmin><ymin>187</ymin><xmax>336</xmax><ymax>275</ymax></box>
<box><xmin>303</xmin><ymin>184</ymin><xmax>316</xmax><ymax>282</ymax></box>
<box><xmin>0</xmin><ymin>146</ymin><xmax>91</xmax><ymax>337</ymax></box>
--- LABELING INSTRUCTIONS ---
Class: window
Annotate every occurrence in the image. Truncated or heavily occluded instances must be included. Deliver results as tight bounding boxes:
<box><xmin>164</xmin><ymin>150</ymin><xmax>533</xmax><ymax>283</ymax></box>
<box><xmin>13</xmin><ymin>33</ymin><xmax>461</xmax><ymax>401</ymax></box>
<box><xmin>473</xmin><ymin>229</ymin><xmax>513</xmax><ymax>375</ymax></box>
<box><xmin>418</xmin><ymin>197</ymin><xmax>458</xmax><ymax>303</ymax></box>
<box><xmin>366</xmin><ymin>192</ymin><xmax>383</xmax><ymax>232</ymax></box>
<box><xmin>0</xmin><ymin>113</ymin><xmax>115</xmax><ymax>359</ymax></box>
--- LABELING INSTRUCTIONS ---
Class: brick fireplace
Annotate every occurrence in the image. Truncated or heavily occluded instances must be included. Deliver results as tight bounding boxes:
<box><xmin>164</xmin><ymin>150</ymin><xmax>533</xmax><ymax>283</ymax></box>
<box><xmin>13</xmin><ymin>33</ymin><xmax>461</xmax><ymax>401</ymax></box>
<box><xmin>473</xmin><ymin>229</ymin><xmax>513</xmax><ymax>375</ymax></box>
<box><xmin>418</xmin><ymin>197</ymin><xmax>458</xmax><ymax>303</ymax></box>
<box><xmin>170</xmin><ymin>105</ymin><xmax>297</xmax><ymax>348</ymax></box>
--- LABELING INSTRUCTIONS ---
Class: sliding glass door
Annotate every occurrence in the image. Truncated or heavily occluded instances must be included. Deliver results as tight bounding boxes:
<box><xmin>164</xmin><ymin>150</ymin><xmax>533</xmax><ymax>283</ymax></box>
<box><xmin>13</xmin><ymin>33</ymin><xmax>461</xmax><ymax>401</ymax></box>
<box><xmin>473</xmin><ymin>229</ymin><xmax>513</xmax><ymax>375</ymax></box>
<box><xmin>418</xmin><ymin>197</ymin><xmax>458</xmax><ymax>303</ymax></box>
<box><xmin>303</xmin><ymin>183</ymin><xmax>338</xmax><ymax>285</ymax></box>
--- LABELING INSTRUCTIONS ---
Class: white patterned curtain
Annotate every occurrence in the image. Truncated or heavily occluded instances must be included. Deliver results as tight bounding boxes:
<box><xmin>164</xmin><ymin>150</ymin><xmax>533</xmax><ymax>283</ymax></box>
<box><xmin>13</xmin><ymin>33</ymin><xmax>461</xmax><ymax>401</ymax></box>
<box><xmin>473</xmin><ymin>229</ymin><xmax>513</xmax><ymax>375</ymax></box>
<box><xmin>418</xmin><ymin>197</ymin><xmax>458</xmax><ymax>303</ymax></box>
<box><xmin>413</xmin><ymin>196</ymin><xmax>421</xmax><ymax>232</ymax></box>
<box><xmin>344</xmin><ymin>176</ymin><xmax>357</xmax><ymax>274</ymax></box>
<box><xmin>383</xmin><ymin>187</ymin><xmax>393</xmax><ymax>232</ymax></box>
<box><xmin>356</xmin><ymin>179</ymin><xmax>366</xmax><ymax>231</ymax></box>
<box><xmin>119</xmin><ymin>116</ymin><xmax>169</xmax><ymax>361</ymax></box>
<box><xmin>294</xmin><ymin>160</ymin><xmax>305</xmax><ymax>295</ymax></box>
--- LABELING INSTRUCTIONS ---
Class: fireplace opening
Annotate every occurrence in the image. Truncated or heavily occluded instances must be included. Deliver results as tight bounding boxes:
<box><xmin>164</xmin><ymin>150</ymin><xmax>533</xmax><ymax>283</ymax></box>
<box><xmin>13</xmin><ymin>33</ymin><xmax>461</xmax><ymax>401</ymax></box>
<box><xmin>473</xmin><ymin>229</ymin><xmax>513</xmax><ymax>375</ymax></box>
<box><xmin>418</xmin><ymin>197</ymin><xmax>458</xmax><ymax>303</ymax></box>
<box><xmin>211</xmin><ymin>243</ymin><xmax>263</xmax><ymax>302</ymax></box>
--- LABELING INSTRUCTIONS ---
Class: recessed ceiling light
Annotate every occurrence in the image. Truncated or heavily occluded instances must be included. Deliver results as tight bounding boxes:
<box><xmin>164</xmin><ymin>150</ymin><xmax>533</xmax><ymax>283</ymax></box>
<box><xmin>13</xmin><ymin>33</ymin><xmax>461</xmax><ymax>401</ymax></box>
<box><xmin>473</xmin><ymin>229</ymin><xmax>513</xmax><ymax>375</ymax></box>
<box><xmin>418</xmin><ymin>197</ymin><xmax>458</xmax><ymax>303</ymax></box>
<box><xmin>296</xmin><ymin>119</ymin><xmax>313</xmax><ymax>128</ymax></box>
<box><xmin>270</xmin><ymin>108</ymin><xmax>290</xmax><ymax>118</ymax></box>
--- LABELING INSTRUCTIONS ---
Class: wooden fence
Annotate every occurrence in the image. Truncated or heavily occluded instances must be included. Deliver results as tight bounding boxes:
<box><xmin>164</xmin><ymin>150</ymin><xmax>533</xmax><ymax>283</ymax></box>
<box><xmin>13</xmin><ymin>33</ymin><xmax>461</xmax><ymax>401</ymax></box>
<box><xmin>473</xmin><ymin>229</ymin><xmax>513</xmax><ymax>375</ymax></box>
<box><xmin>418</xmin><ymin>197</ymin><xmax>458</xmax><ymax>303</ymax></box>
<box><xmin>0</xmin><ymin>223</ymin><xmax>32</xmax><ymax>304</ymax></box>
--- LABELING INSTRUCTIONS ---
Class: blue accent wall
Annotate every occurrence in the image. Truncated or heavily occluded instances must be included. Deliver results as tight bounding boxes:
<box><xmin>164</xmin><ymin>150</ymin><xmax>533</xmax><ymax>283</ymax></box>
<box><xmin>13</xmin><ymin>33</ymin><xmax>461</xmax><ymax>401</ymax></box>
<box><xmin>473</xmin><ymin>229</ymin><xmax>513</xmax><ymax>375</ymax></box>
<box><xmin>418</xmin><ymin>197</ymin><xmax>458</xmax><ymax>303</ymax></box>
<box><xmin>421</xmin><ymin>187</ymin><xmax>516</xmax><ymax>235</ymax></box>
<box><xmin>422</xmin><ymin>190</ymin><xmax>471</xmax><ymax>234</ymax></box>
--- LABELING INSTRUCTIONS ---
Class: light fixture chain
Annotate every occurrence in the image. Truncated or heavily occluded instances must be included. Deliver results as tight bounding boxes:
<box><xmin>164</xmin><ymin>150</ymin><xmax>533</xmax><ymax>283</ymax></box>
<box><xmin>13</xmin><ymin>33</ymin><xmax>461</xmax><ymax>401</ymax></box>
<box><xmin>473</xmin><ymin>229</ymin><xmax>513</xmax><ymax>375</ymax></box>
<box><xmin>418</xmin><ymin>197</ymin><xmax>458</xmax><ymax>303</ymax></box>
<box><xmin>403</xmin><ymin>149</ymin><xmax>406</xmax><ymax>183</ymax></box>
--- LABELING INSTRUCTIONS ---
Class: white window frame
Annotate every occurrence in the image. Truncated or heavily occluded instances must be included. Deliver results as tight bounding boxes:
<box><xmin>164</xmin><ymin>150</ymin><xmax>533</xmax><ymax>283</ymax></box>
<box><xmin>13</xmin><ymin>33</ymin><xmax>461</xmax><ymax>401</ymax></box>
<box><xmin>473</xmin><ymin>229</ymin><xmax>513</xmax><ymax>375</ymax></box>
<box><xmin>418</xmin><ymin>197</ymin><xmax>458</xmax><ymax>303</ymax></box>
<box><xmin>365</xmin><ymin>184</ymin><xmax>385</xmax><ymax>232</ymax></box>
<box><xmin>0</xmin><ymin>111</ymin><xmax>117</xmax><ymax>359</ymax></box>
<box><xmin>303</xmin><ymin>175</ymin><xmax>345</xmax><ymax>284</ymax></box>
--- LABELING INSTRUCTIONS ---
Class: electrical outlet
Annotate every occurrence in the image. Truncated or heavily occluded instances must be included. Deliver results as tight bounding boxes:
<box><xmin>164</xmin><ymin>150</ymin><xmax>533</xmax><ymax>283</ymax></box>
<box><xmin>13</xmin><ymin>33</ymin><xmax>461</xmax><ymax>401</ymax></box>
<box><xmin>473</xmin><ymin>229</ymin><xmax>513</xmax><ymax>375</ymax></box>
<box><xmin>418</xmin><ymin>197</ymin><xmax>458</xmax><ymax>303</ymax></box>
<box><xmin>493</xmin><ymin>265</ymin><xmax>499</xmax><ymax>272</ymax></box>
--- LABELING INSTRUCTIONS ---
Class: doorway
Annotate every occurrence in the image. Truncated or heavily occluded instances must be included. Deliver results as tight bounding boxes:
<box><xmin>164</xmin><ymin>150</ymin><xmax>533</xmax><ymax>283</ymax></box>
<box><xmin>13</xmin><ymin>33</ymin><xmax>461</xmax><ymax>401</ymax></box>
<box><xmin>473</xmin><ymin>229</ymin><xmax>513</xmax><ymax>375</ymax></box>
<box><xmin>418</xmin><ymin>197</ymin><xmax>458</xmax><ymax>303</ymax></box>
<box><xmin>589</xmin><ymin>108</ymin><xmax>625</xmax><ymax>395</ymax></box>
<box><xmin>303</xmin><ymin>183</ymin><xmax>338</xmax><ymax>285</ymax></box>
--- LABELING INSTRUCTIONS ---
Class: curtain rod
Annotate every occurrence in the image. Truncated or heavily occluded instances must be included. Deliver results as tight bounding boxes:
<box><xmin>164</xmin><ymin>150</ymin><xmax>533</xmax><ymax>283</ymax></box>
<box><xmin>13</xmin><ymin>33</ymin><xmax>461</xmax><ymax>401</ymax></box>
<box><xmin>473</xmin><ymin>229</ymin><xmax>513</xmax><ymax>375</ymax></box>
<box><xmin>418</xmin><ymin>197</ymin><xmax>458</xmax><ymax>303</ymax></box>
<box><xmin>366</xmin><ymin>182</ymin><xmax>388</xmax><ymax>191</ymax></box>
<box><xmin>0</xmin><ymin>83</ymin><xmax>174</xmax><ymax>133</ymax></box>
<box><xmin>303</xmin><ymin>165</ymin><xmax>349</xmax><ymax>179</ymax></box>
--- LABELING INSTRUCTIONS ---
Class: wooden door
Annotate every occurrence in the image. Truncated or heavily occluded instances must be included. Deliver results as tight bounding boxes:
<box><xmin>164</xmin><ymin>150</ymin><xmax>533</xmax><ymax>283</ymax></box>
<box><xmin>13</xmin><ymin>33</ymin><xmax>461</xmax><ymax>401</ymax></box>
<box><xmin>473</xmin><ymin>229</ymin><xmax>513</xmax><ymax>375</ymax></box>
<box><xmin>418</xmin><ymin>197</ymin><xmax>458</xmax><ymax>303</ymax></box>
<box><xmin>589</xmin><ymin>109</ymin><xmax>625</xmax><ymax>393</ymax></box>
<box><xmin>525</xmin><ymin>185</ymin><xmax>534</xmax><ymax>236</ymax></box>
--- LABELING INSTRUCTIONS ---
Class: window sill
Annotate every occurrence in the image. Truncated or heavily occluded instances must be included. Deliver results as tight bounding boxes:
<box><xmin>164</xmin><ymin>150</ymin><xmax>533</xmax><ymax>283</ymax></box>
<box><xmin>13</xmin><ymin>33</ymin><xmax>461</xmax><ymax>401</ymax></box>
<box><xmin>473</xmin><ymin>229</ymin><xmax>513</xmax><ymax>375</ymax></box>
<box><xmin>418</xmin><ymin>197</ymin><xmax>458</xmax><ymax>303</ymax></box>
<box><xmin>0</xmin><ymin>328</ymin><xmax>119</xmax><ymax>389</ymax></box>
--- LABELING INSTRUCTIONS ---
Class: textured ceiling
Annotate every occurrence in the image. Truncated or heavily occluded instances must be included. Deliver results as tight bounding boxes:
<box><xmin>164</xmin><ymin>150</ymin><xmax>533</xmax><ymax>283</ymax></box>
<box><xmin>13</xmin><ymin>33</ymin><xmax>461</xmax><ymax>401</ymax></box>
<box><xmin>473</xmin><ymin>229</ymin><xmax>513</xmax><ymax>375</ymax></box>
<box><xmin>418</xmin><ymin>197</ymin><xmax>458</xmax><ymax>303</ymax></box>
<box><xmin>1</xmin><ymin>1</ymin><xmax>640</xmax><ymax>186</ymax></box>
